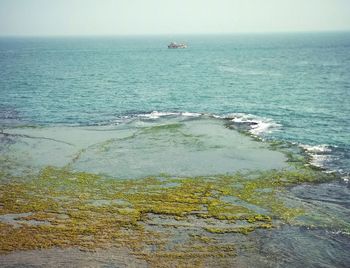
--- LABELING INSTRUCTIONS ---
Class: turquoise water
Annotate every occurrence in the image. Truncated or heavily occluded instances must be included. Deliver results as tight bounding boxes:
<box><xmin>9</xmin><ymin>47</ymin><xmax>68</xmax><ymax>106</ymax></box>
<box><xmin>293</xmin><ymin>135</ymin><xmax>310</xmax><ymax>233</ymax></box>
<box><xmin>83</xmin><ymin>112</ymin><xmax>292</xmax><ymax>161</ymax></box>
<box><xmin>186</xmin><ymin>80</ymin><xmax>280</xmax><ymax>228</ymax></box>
<box><xmin>1</xmin><ymin>32</ymin><xmax>349</xmax><ymax>174</ymax></box>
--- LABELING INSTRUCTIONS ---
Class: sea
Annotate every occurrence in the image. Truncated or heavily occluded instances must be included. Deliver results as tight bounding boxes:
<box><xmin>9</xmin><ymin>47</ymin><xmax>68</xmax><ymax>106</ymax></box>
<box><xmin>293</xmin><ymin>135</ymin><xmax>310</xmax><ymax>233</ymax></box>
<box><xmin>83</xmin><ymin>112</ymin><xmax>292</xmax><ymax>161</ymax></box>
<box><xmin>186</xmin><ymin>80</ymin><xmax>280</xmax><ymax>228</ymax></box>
<box><xmin>1</xmin><ymin>32</ymin><xmax>349</xmax><ymax>174</ymax></box>
<box><xmin>0</xmin><ymin>32</ymin><xmax>349</xmax><ymax>267</ymax></box>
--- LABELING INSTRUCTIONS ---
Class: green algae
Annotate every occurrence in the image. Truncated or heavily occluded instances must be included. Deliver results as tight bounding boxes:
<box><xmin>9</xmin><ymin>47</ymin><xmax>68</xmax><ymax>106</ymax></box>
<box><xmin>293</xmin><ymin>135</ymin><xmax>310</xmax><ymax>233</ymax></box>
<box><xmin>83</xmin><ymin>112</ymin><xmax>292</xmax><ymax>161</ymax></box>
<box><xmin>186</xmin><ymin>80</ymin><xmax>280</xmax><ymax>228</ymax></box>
<box><xmin>0</xmin><ymin>165</ymin><xmax>339</xmax><ymax>266</ymax></box>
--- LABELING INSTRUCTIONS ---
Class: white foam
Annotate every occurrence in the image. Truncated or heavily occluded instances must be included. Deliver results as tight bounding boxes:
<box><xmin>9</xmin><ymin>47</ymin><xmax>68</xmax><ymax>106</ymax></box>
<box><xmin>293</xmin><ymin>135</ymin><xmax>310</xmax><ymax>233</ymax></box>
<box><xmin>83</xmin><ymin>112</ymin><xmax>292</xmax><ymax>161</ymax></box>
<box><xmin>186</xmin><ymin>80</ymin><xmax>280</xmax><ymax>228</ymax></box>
<box><xmin>138</xmin><ymin>111</ymin><xmax>178</xmax><ymax>119</ymax></box>
<box><xmin>224</xmin><ymin>113</ymin><xmax>281</xmax><ymax>136</ymax></box>
<box><xmin>300</xmin><ymin>144</ymin><xmax>332</xmax><ymax>154</ymax></box>
<box><xmin>300</xmin><ymin>144</ymin><xmax>333</xmax><ymax>168</ymax></box>
<box><xmin>342</xmin><ymin>176</ymin><xmax>349</xmax><ymax>183</ymax></box>
<box><xmin>138</xmin><ymin>111</ymin><xmax>202</xmax><ymax>119</ymax></box>
<box><xmin>250</xmin><ymin>121</ymin><xmax>280</xmax><ymax>135</ymax></box>
<box><xmin>181</xmin><ymin>112</ymin><xmax>202</xmax><ymax>117</ymax></box>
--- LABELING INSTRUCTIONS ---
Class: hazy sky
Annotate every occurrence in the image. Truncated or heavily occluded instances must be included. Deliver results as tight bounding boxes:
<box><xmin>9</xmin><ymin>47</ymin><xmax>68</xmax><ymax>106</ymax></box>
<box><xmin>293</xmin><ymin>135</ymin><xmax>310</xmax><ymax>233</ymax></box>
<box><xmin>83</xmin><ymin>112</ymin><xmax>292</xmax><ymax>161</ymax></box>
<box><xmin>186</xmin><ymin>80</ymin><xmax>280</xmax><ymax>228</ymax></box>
<box><xmin>1</xmin><ymin>0</ymin><xmax>350</xmax><ymax>36</ymax></box>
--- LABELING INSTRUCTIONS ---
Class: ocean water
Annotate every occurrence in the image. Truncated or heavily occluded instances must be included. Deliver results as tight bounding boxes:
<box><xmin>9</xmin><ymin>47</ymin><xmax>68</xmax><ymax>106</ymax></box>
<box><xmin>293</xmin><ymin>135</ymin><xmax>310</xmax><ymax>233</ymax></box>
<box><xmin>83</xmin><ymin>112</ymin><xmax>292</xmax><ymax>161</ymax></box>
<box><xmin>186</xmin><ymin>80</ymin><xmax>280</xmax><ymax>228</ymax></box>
<box><xmin>0</xmin><ymin>32</ymin><xmax>349</xmax><ymax>174</ymax></box>
<box><xmin>1</xmin><ymin>33</ymin><xmax>350</xmax><ymax>267</ymax></box>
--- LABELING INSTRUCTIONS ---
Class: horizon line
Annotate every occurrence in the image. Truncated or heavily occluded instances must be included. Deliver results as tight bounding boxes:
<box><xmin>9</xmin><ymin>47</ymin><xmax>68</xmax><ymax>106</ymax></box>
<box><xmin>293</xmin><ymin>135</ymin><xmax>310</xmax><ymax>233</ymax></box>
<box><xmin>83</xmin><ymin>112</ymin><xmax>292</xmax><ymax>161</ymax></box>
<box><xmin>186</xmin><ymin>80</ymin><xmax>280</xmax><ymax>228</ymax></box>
<box><xmin>0</xmin><ymin>29</ymin><xmax>349</xmax><ymax>38</ymax></box>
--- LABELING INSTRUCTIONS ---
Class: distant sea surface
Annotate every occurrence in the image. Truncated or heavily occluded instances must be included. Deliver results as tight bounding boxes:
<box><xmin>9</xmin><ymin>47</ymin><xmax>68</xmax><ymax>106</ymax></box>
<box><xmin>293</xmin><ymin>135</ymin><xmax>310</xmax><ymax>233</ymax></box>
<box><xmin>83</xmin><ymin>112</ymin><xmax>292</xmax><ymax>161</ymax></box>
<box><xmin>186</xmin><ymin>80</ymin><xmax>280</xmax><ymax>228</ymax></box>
<box><xmin>0</xmin><ymin>32</ymin><xmax>349</xmax><ymax>174</ymax></box>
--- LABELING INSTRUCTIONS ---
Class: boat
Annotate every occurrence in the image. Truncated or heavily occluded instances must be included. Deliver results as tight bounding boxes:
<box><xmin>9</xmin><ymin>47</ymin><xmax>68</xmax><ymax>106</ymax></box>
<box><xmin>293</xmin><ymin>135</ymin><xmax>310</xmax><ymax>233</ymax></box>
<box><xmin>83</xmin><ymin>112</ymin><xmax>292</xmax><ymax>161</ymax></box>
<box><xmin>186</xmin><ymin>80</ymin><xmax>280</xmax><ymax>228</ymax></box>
<box><xmin>168</xmin><ymin>42</ymin><xmax>187</xmax><ymax>49</ymax></box>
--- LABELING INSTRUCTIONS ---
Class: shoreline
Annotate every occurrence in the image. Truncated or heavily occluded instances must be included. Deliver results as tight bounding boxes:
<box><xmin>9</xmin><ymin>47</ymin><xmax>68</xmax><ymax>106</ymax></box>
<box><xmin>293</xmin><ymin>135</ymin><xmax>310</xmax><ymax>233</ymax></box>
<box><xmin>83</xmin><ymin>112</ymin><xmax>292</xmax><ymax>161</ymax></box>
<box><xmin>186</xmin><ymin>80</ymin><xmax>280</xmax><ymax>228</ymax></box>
<box><xmin>1</xmin><ymin>114</ymin><xmax>349</xmax><ymax>267</ymax></box>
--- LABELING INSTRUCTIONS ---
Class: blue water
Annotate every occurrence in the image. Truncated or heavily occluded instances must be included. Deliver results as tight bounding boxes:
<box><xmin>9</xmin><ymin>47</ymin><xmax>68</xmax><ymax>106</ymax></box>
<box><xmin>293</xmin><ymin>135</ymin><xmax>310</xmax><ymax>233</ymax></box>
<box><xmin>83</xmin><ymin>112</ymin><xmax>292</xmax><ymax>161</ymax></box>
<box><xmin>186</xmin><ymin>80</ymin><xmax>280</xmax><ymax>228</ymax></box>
<box><xmin>0</xmin><ymin>32</ymin><xmax>349</xmax><ymax>173</ymax></box>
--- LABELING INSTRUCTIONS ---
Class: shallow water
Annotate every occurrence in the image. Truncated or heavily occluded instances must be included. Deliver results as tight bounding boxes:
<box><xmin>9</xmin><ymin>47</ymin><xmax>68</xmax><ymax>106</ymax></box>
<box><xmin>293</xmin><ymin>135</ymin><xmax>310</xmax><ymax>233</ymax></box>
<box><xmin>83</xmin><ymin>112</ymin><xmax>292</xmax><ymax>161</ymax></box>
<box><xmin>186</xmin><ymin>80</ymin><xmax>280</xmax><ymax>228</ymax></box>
<box><xmin>2</xmin><ymin>115</ymin><xmax>287</xmax><ymax>178</ymax></box>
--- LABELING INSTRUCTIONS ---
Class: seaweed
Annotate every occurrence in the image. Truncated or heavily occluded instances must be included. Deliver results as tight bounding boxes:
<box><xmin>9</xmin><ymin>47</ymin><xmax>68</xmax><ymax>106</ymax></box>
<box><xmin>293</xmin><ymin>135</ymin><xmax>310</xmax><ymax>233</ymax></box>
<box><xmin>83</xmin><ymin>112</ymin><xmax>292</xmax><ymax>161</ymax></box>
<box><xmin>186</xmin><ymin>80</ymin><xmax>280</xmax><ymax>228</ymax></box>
<box><xmin>0</xmin><ymin>165</ymin><xmax>339</xmax><ymax>266</ymax></box>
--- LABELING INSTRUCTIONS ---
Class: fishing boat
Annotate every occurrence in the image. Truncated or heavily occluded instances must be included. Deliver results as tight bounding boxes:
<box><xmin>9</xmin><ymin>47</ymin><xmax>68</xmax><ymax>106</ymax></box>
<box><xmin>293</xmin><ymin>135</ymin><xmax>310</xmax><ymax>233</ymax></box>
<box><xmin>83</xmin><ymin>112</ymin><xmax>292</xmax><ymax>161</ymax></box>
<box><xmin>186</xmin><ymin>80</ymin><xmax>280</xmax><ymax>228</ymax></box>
<box><xmin>168</xmin><ymin>42</ymin><xmax>187</xmax><ymax>49</ymax></box>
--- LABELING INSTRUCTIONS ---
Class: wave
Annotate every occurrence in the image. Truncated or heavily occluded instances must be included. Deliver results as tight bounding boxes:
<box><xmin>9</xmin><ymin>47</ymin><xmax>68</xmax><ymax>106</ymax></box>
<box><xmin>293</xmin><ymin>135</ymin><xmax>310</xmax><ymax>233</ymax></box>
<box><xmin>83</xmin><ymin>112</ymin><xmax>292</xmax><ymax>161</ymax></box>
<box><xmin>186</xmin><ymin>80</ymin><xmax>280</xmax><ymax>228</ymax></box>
<box><xmin>134</xmin><ymin>111</ymin><xmax>282</xmax><ymax>136</ymax></box>
<box><xmin>300</xmin><ymin>144</ymin><xmax>332</xmax><ymax>154</ymax></box>
<box><xmin>219</xmin><ymin>114</ymin><xmax>342</xmax><ymax>174</ymax></box>
<box><xmin>137</xmin><ymin>111</ymin><xmax>202</xmax><ymax>119</ymax></box>
<box><xmin>299</xmin><ymin>144</ymin><xmax>350</xmax><ymax>183</ymax></box>
<box><xmin>213</xmin><ymin>113</ymin><xmax>281</xmax><ymax>136</ymax></box>
<box><xmin>300</xmin><ymin>144</ymin><xmax>334</xmax><ymax>169</ymax></box>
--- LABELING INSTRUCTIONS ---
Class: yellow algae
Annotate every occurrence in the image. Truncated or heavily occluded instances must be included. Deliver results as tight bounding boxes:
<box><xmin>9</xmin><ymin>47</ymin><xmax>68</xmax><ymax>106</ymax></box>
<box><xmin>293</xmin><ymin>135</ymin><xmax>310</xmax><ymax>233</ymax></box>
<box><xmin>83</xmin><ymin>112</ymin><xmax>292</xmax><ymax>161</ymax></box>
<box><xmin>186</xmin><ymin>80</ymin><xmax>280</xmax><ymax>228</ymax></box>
<box><xmin>246</xmin><ymin>214</ymin><xmax>272</xmax><ymax>223</ymax></box>
<box><xmin>0</xmin><ymin>165</ymin><xmax>337</xmax><ymax>266</ymax></box>
<box><xmin>190</xmin><ymin>234</ymin><xmax>214</xmax><ymax>243</ymax></box>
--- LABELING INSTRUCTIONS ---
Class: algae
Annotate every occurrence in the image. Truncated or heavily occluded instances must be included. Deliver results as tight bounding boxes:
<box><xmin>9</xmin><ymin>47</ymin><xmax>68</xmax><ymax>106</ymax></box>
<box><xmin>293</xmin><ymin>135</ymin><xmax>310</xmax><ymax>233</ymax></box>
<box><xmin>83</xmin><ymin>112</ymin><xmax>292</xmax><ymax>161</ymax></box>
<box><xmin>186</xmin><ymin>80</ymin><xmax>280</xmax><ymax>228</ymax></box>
<box><xmin>0</xmin><ymin>164</ymin><xmax>339</xmax><ymax>268</ymax></box>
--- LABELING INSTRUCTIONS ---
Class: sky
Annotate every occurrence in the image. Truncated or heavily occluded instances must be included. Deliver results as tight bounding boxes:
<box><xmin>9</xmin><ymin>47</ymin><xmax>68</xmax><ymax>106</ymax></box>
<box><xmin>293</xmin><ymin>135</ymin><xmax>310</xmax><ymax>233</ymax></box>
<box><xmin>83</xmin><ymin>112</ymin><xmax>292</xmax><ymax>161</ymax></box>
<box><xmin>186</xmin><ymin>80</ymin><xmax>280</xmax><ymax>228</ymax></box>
<box><xmin>0</xmin><ymin>0</ymin><xmax>350</xmax><ymax>36</ymax></box>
